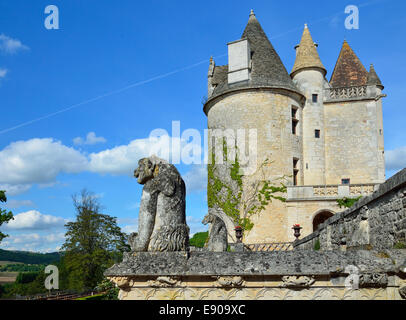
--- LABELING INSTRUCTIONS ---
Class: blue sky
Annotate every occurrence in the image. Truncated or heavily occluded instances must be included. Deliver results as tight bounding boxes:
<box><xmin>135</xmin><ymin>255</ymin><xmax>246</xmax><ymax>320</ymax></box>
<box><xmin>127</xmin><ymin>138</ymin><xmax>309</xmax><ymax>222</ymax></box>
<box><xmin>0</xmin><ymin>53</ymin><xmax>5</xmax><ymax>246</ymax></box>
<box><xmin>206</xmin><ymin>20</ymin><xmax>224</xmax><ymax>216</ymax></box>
<box><xmin>0</xmin><ymin>0</ymin><xmax>405</xmax><ymax>252</ymax></box>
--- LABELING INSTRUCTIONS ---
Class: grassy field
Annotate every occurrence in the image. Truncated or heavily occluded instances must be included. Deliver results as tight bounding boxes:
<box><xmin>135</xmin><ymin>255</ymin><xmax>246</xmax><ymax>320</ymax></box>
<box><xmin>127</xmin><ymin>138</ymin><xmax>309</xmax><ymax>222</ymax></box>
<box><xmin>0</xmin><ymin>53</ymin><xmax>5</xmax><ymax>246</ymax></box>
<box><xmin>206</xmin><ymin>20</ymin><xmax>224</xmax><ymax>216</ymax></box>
<box><xmin>0</xmin><ymin>271</ymin><xmax>18</xmax><ymax>284</ymax></box>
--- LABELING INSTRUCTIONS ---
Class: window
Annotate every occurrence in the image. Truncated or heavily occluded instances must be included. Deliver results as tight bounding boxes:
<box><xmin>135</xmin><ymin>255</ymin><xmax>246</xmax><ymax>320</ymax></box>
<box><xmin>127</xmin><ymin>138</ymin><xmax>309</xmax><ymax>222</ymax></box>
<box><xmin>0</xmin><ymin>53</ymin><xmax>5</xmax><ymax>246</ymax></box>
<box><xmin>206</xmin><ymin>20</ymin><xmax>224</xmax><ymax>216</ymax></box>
<box><xmin>312</xmin><ymin>94</ymin><xmax>318</xmax><ymax>103</ymax></box>
<box><xmin>341</xmin><ymin>178</ymin><xmax>350</xmax><ymax>185</ymax></box>
<box><xmin>293</xmin><ymin>158</ymin><xmax>299</xmax><ymax>186</ymax></box>
<box><xmin>291</xmin><ymin>107</ymin><xmax>298</xmax><ymax>135</ymax></box>
<box><xmin>315</xmin><ymin>129</ymin><xmax>320</xmax><ymax>138</ymax></box>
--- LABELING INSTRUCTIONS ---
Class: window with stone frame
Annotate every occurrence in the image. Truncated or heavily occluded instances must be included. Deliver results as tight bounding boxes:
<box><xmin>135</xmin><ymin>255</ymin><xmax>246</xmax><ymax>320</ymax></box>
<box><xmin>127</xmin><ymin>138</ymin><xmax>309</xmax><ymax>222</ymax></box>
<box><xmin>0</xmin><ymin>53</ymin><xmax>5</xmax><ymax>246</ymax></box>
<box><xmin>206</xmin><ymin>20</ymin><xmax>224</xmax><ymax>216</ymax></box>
<box><xmin>291</xmin><ymin>106</ymin><xmax>299</xmax><ymax>135</ymax></box>
<box><xmin>341</xmin><ymin>178</ymin><xmax>350</xmax><ymax>185</ymax></box>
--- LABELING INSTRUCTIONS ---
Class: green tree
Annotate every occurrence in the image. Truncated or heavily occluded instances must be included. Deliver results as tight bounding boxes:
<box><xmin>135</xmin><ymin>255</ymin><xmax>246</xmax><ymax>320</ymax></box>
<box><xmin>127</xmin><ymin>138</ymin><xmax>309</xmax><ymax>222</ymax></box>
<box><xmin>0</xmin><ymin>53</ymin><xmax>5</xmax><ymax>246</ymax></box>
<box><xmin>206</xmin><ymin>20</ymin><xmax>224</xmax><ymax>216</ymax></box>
<box><xmin>189</xmin><ymin>232</ymin><xmax>209</xmax><ymax>248</ymax></box>
<box><xmin>61</xmin><ymin>189</ymin><xmax>129</xmax><ymax>292</ymax></box>
<box><xmin>0</xmin><ymin>191</ymin><xmax>14</xmax><ymax>243</ymax></box>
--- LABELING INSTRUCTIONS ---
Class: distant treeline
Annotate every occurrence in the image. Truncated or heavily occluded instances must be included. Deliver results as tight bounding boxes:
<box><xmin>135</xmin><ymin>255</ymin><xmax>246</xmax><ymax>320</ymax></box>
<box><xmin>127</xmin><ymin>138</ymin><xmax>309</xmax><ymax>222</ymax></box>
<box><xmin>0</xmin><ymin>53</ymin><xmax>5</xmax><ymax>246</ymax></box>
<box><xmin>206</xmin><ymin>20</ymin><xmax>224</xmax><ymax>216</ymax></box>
<box><xmin>0</xmin><ymin>264</ymin><xmax>45</xmax><ymax>272</ymax></box>
<box><xmin>0</xmin><ymin>249</ymin><xmax>62</xmax><ymax>265</ymax></box>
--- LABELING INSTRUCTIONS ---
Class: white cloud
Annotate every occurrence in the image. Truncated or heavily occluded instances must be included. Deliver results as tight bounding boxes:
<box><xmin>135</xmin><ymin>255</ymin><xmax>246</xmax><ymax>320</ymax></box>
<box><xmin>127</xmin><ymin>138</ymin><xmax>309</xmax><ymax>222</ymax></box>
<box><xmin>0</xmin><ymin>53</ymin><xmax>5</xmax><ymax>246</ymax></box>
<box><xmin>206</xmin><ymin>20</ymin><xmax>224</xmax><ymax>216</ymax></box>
<box><xmin>3</xmin><ymin>210</ymin><xmax>67</xmax><ymax>230</ymax></box>
<box><xmin>0</xmin><ymin>138</ymin><xmax>88</xmax><ymax>194</ymax></box>
<box><xmin>0</xmin><ymin>135</ymin><xmax>205</xmax><ymax>195</ymax></box>
<box><xmin>187</xmin><ymin>215</ymin><xmax>208</xmax><ymax>236</ymax></box>
<box><xmin>386</xmin><ymin>146</ymin><xmax>406</xmax><ymax>172</ymax></box>
<box><xmin>0</xmin><ymin>184</ymin><xmax>32</xmax><ymax>196</ymax></box>
<box><xmin>183</xmin><ymin>165</ymin><xmax>207</xmax><ymax>193</ymax></box>
<box><xmin>0</xmin><ymin>34</ymin><xmax>29</xmax><ymax>55</ymax></box>
<box><xmin>0</xmin><ymin>68</ymin><xmax>7</xmax><ymax>78</ymax></box>
<box><xmin>118</xmin><ymin>217</ymin><xmax>138</xmax><ymax>234</ymax></box>
<box><xmin>0</xmin><ymin>232</ymin><xmax>64</xmax><ymax>253</ymax></box>
<box><xmin>73</xmin><ymin>132</ymin><xmax>107</xmax><ymax>146</ymax></box>
<box><xmin>4</xmin><ymin>199</ymin><xmax>35</xmax><ymax>209</ymax></box>
<box><xmin>88</xmin><ymin>135</ymin><xmax>174</xmax><ymax>176</ymax></box>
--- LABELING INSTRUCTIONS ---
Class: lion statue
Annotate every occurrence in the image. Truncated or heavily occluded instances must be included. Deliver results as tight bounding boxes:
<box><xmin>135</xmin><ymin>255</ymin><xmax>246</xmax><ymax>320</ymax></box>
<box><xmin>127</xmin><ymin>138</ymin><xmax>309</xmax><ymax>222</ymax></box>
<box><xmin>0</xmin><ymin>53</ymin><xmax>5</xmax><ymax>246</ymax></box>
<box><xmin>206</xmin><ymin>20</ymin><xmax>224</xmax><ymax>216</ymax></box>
<box><xmin>202</xmin><ymin>211</ymin><xmax>228</xmax><ymax>252</ymax></box>
<box><xmin>128</xmin><ymin>156</ymin><xmax>189</xmax><ymax>252</ymax></box>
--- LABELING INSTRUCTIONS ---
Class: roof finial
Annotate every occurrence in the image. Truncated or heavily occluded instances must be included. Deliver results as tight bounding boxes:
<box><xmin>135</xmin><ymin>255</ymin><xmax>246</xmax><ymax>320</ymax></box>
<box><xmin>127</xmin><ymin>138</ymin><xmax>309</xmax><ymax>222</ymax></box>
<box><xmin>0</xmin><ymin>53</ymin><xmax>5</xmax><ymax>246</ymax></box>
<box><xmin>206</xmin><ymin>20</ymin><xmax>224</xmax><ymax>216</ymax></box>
<box><xmin>250</xmin><ymin>9</ymin><xmax>255</xmax><ymax>17</ymax></box>
<box><xmin>304</xmin><ymin>23</ymin><xmax>308</xmax><ymax>28</ymax></box>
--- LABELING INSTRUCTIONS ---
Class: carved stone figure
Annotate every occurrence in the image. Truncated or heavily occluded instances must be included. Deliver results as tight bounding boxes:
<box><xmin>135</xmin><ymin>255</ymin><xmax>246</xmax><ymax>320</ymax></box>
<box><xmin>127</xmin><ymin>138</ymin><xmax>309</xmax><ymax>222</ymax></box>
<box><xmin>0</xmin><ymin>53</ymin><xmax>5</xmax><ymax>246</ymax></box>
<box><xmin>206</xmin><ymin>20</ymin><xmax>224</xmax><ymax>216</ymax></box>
<box><xmin>280</xmin><ymin>276</ymin><xmax>315</xmax><ymax>288</ymax></box>
<box><xmin>202</xmin><ymin>211</ymin><xmax>228</xmax><ymax>252</ymax></box>
<box><xmin>147</xmin><ymin>276</ymin><xmax>184</xmax><ymax>288</ymax></box>
<box><xmin>214</xmin><ymin>276</ymin><xmax>244</xmax><ymax>288</ymax></box>
<box><xmin>358</xmin><ymin>273</ymin><xmax>388</xmax><ymax>288</ymax></box>
<box><xmin>128</xmin><ymin>156</ymin><xmax>189</xmax><ymax>252</ymax></box>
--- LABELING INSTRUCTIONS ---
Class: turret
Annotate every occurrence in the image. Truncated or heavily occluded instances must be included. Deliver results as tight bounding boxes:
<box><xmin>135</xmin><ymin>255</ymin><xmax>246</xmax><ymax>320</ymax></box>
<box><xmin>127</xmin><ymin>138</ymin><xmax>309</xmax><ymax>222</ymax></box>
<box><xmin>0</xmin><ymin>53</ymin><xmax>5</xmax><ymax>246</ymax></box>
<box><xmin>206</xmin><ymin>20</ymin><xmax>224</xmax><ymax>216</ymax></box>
<box><xmin>291</xmin><ymin>24</ymin><xmax>327</xmax><ymax>185</ymax></box>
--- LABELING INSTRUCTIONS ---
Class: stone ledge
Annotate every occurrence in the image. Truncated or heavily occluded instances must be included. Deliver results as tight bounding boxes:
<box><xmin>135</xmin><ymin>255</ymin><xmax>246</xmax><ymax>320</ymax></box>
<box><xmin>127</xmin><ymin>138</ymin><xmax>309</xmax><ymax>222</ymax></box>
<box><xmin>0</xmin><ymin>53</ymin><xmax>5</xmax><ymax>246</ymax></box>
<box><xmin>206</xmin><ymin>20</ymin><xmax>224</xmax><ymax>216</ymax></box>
<box><xmin>104</xmin><ymin>249</ymin><xmax>406</xmax><ymax>278</ymax></box>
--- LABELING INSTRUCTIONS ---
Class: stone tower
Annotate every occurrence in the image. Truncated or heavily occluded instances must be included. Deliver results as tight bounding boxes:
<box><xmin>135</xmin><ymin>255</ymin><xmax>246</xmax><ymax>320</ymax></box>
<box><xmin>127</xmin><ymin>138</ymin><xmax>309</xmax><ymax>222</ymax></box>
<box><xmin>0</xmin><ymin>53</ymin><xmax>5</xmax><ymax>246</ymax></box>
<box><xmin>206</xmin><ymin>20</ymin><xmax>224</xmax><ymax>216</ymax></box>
<box><xmin>291</xmin><ymin>24</ymin><xmax>327</xmax><ymax>186</ymax></box>
<box><xmin>203</xmin><ymin>12</ymin><xmax>386</xmax><ymax>243</ymax></box>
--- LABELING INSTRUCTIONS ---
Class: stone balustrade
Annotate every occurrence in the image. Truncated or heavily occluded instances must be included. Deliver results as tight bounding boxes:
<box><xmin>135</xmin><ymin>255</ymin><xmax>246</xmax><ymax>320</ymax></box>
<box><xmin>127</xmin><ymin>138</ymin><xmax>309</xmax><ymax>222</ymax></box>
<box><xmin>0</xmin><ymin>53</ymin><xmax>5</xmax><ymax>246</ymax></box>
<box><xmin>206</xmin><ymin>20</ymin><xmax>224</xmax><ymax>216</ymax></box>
<box><xmin>324</xmin><ymin>85</ymin><xmax>383</xmax><ymax>103</ymax></box>
<box><xmin>287</xmin><ymin>183</ymin><xmax>378</xmax><ymax>201</ymax></box>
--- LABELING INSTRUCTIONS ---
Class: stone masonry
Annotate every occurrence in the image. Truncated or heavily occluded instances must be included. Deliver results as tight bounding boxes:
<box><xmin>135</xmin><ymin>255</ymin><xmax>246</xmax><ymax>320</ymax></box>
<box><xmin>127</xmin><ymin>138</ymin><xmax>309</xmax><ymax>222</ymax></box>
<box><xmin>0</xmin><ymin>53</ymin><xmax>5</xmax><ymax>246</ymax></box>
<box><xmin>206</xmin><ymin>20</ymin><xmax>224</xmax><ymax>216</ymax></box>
<box><xmin>294</xmin><ymin>168</ymin><xmax>406</xmax><ymax>251</ymax></box>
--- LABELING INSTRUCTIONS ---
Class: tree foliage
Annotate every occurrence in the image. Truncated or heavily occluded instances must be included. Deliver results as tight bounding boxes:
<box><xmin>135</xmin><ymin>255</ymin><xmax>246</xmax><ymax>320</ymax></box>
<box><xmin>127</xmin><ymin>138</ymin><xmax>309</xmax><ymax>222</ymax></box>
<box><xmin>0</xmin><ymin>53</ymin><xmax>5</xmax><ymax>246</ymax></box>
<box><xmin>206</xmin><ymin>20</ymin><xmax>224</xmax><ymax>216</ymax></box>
<box><xmin>189</xmin><ymin>232</ymin><xmax>209</xmax><ymax>248</ymax></box>
<box><xmin>336</xmin><ymin>196</ymin><xmax>362</xmax><ymax>209</ymax></box>
<box><xmin>61</xmin><ymin>189</ymin><xmax>129</xmax><ymax>291</ymax></box>
<box><xmin>0</xmin><ymin>190</ymin><xmax>14</xmax><ymax>243</ymax></box>
<box><xmin>0</xmin><ymin>249</ymin><xmax>61</xmax><ymax>265</ymax></box>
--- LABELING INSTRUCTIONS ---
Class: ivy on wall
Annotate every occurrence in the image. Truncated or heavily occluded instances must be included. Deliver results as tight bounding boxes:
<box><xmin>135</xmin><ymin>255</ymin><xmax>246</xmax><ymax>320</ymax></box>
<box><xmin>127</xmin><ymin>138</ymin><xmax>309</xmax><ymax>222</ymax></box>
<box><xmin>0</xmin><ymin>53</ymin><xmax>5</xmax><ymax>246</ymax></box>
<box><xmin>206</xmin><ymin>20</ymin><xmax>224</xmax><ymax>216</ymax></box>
<box><xmin>207</xmin><ymin>140</ymin><xmax>287</xmax><ymax>235</ymax></box>
<box><xmin>336</xmin><ymin>196</ymin><xmax>362</xmax><ymax>209</ymax></box>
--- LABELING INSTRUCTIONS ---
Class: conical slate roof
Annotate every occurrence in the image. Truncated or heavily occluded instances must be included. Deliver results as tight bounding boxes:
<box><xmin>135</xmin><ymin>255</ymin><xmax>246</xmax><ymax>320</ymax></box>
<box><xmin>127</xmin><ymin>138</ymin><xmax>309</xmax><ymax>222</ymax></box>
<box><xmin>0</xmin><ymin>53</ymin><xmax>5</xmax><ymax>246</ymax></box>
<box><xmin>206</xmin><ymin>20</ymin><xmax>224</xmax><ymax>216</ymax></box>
<box><xmin>330</xmin><ymin>40</ymin><xmax>368</xmax><ymax>88</ymax></box>
<box><xmin>209</xmin><ymin>11</ymin><xmax>301</xmax><ymax>101</ymax></box>
<box><xmin>241</xmin><ymin>11</ymin><xmax>299</xmax><ymax>91</ymax></box>
<box><xmin>291</xmin><ymin>24</ymin><xmax>326</xmax><ymax>76</ymax></box>
<box><xmin>367</xmin><ymin>64</ymin><xmax>384</xmax><ymax>89</ymax></box>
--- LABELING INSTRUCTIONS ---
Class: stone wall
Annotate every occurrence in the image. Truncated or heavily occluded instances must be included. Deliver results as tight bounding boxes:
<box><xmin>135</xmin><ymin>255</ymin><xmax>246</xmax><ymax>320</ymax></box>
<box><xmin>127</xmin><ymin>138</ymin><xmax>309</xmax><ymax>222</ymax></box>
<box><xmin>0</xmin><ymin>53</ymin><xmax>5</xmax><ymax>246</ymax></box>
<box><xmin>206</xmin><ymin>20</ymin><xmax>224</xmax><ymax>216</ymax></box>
<box><xmin>105</xmin><ymin>250</ymin><xmax>406</xmax><ymax>300</ymax></box>
<box><xmin>294</xmin><ymin>168</ymin><xmax>406</xmax><ymax>251</ymax></box>
<box><xmin>324</xmin><ymin>92</ymin><xmax>385</xmax><ymax>185</ymax></box>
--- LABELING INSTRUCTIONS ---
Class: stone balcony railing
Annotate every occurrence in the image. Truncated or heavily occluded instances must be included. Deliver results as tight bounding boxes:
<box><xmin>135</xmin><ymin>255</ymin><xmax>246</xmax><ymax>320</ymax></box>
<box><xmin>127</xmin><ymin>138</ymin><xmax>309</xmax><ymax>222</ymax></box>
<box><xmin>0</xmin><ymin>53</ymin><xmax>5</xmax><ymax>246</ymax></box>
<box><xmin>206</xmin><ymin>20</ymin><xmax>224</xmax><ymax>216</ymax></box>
<box><xmin>324</xmin><ymin>85</ymin><xmax>383</xmax><ymax>103</ymax></box>
<box><xmin>287</xmin><ymin>183</ymin><xmax>379</xmax><ymax>201</ymax></box>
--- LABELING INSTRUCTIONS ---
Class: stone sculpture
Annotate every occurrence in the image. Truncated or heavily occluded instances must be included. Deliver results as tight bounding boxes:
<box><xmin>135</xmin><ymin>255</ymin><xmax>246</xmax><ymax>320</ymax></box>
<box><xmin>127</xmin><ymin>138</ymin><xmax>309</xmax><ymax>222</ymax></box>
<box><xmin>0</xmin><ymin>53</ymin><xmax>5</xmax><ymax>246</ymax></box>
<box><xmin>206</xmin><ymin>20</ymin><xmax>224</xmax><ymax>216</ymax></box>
<box><xmin>128</xmin><ymin>156</ymin><xmax>189</xmax><ymax>252</ymax></box>
<box><xmin>202</xmin><ymin>211</ymin><xmax>228</xmax><ymax>252</ymax></box>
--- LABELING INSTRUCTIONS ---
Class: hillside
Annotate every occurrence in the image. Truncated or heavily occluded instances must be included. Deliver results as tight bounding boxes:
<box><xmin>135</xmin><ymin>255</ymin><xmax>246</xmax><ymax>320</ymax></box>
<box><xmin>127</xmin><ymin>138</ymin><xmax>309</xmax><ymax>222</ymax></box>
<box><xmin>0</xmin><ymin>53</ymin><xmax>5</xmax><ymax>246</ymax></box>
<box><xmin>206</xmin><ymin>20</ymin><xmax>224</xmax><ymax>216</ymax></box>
<box><xmin>0</xmin><ymin>249</ymin><xmax>62</xmax><ymax>265</ymax></box>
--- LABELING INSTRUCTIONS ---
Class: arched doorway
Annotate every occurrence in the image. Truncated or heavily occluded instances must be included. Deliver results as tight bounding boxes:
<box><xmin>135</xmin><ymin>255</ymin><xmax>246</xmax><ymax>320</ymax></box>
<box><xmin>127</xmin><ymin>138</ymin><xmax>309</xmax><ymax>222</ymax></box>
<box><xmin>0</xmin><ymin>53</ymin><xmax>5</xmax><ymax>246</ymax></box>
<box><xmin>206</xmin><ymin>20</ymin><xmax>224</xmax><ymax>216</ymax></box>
<box><xmin>313</xmin><ymin>211</ymin><xmax>334</xmax><ymax>232</ymax></box>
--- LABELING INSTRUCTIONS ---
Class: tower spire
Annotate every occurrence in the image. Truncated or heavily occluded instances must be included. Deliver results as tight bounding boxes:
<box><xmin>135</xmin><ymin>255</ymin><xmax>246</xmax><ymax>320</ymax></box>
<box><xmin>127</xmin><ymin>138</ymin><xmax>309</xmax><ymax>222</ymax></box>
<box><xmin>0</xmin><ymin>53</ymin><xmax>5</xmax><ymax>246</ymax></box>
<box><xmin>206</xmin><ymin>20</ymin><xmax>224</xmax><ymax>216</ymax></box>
<box><xmin>330</xmin><ymin>40</ymin><xmax>368</xmax><ymax>87</ymax></box>
<box><xmin>240</xmin><ymin>11</ymin><xmax>299</xmax><ymax>93</ymax></box>
<box><xmin>291</xmin><ymin>24</ymin><xmax>326</xmax><ymax>77</ymax></box>
<box><xmin>367</xmin><ymin>64</ymin><xmax>384</xmax><ymax>89</ymax></box>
